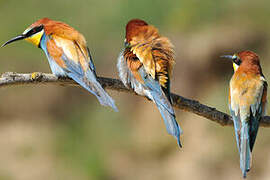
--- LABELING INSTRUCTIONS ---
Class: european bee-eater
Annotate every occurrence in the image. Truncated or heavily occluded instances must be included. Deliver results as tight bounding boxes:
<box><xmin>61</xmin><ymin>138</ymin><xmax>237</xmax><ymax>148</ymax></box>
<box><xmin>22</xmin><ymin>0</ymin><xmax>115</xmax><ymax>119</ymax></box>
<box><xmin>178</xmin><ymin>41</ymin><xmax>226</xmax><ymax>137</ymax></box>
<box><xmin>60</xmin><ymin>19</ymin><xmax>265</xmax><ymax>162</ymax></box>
<box><xmin>2</xmin><ymin>18</ymin><xmax>117</xmax><ymax>111</ymax></box>
<box><xmin>117</xmin><ymin>19</ymin><xmax>182</xmax><ymax>147</ymax></box>
<box><xmin>222</xmin><ymin>51</ymin><xmax>267</xmax><ymax>178</ymax></box>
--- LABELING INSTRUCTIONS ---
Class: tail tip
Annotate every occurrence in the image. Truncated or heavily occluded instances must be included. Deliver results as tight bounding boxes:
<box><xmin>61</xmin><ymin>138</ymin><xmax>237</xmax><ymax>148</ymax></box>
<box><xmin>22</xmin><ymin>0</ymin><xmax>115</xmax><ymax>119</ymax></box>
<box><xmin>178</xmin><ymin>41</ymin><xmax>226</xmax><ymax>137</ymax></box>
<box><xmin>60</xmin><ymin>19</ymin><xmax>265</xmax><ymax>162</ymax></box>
<box><xmin>242</xmin><ymin>169</ymin><xmax>249</xmax><ymax>178</ymax></box>
<box><xmin>102</xmin><ymin>102</ymin><xmax>118</xmax><ymax>112</ymax></box>
<box><xmin>177</xmin><ymin>126</ymin><xmax>183</xmax><ymax>148</ymax></box>
<box><xmin>112</xmin><ymin>105</ymin><xmax>119</xmax><ymax>112</ymax></box>
<box><xmin>108</xmin><ymin>100</ymin><xmax>118</xmax><ymax>112</ymax></box>
<box><xmin>98</xmin><ymin>96</ymin><xmax>118</xmax><ymax>112</ymax></box>
<box><xmin>177</xmin><ymin>136</ymin><xmax>182</xmax><ymax>148</ymax></box>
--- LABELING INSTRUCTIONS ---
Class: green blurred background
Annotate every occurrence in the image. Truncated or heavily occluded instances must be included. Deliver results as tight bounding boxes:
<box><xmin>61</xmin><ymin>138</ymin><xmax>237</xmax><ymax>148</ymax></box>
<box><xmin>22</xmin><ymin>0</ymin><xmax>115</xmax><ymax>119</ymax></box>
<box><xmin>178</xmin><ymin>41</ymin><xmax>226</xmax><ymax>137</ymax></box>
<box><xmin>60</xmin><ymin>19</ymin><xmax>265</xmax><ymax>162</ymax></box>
<box><xmin>0</xmin><ymin>0</ymin><xmax>270</xmax><ymax>179</ymax></box>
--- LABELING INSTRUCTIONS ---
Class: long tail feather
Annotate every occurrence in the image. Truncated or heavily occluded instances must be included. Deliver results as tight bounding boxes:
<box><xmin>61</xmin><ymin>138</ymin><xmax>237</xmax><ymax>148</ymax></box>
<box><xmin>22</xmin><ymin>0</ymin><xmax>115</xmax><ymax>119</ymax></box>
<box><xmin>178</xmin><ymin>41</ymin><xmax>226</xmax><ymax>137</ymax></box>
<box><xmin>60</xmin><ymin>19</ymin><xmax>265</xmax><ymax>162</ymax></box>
<box><xmin>150</xmin><ymin>90</ymin><xmax>183</xmax><ymax>148</ymax></box>
<box><xmin>56</xmin><ymin>48</ymin><xmax>117</xmax><ymax>111</ymax></box>
<box><xmin>138</xmin><ymin>67</ymin><xmax>182</xmax><ymax>147</ymax></box>
<box><xmin>240</xmin><ymin>121</ymin><xmax>252</xmax><ymax>178</ymax></box>
<box><xmin>67</xmin><ymin>70</ymin><xmax>118</xmax><ymax>112</ymax></box>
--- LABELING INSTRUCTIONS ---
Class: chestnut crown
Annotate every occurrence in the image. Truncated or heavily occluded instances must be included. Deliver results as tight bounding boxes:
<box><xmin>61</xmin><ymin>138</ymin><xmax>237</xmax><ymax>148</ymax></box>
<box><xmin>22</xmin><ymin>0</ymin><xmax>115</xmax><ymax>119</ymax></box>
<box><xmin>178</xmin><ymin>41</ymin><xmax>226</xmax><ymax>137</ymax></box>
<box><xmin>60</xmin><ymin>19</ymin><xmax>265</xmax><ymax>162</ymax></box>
<box><xmin>125</xmin><ymin>19</ymin><xmax>148</xmax><ymax>42</ymax></box>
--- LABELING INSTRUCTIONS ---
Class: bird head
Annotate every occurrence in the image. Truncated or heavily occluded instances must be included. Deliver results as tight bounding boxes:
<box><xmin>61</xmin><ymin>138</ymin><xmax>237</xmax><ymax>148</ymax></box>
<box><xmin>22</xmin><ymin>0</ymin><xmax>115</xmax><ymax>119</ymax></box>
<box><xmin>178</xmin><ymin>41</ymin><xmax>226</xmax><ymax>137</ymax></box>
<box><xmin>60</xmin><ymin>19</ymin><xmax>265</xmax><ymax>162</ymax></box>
<box><xmin>221</xmin><ymin>53</ymin><xmax>242</xmax><ymax>71</ymax></box>
<box><xmin>2</xmin><ymin>18</ymin><xmax>84</xmax><ymax>50</ymax></box>
<box><xmin>221</xmin><ymin>50</ymin><xmax>261</xmax><ymax>73</ymax></box>
<box><xmin>1</xmin><ymin>18</ymin><xmax>53</xmax><ymax>48</ymax></box>
<box><xmin>125</xmin><ymin>19</ymin><xmax>148</xmax><ymax>46</ymax></box>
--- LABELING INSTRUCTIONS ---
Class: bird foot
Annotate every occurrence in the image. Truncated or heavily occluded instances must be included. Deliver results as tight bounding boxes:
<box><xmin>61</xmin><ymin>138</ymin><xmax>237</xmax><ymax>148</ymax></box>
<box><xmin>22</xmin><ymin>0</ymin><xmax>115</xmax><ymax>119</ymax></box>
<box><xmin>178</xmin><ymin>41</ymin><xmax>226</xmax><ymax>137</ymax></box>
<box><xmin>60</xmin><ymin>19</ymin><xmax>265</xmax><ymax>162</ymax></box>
<box><xmin>31</xmin><ymin>72</ymin><xmax>42</xmax><ymax>81</ymax></box>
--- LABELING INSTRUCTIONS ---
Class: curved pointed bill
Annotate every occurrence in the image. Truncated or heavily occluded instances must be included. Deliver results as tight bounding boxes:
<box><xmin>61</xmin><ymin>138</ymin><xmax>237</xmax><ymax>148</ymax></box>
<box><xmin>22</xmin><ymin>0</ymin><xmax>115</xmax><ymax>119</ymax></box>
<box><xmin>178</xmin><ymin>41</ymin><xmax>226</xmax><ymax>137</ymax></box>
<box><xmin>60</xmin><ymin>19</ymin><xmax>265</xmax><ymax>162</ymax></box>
<box><xmin>2</xmin><ymin>25</ymin><xmax>44</xmax><ymax>48</ymax></box>
<box><xmin>1</xmin><ymin>35</ymin><xmax>26</xmax><ymax>47</ymax></box>
<box><xmin>220</xmin><ymin>55</ymin><xmax>234</xmax><ymax>60</ymax></box>
<box><xmin>221</xmin><ymin>54</ymin><xmax>240</xmax><ymax>71</ymax></box>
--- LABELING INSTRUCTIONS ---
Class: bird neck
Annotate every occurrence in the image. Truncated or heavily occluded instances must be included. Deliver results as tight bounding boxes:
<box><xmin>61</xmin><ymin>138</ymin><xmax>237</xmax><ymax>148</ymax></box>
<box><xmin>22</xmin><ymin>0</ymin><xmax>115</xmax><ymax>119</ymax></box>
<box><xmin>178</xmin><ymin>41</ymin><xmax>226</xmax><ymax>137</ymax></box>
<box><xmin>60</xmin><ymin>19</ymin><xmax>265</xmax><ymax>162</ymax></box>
<box><xmin>39</xmin><ymin>33</ymin><xmax>49</xmax><ymax>53</ymax></box>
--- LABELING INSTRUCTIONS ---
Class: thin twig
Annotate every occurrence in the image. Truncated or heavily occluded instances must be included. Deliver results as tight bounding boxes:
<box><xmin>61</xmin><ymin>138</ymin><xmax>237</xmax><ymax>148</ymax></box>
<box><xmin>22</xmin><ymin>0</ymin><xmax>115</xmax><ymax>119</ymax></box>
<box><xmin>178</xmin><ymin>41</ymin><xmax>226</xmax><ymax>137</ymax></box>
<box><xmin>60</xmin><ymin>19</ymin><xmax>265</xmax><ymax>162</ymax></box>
<box><xmin>1</xmin><ymin>72</ymin><xmax>270</xmax><ymax>127</ymax></box>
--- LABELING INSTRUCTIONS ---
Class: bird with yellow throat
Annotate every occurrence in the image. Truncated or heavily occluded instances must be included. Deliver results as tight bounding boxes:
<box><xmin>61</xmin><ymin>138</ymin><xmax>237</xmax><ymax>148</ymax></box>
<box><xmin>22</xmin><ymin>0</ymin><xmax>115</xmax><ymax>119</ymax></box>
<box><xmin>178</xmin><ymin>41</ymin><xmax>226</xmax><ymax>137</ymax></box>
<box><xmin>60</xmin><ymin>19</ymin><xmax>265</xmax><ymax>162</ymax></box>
<box><xmin>2</xmin><ymin>18</ymin><xmax>117</xmax><ymax>111</ymax></box>
<box><xmin>222</xmin><ymin>51</ymin><xmax>267</xmax><ymax>178</ymax></box>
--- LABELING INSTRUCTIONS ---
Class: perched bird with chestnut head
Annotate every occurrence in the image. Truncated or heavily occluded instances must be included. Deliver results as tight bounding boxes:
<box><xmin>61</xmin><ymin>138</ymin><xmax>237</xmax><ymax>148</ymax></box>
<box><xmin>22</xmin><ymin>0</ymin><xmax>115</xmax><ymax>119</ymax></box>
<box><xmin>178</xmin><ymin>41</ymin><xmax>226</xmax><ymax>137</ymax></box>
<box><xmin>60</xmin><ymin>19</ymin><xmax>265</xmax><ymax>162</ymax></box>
<box><xmin>117</xmin><ymin>19</ymin><xmax>182</xmax><ymax>147</ymax></box>
<box><xmin>221</xmin><ymin>51</ymin><xmax>267</xmax><ymax>178</ymax></box>
<box><xmin>2</xmin><ymin>18</ymin><xmax>117</xmax><ymax>111</ymax></box>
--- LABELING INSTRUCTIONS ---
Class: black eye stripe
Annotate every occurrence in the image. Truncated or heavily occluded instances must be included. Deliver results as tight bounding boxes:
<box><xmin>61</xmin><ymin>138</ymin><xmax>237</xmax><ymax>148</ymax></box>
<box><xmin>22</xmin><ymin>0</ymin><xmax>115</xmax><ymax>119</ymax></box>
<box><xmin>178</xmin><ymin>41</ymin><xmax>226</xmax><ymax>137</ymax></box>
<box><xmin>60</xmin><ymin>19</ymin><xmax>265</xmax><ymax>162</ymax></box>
<box><xmin>36</xmin><ymin>25</ymin><xmax>44</xmax><ymax>32</ymax></box>
<box><xmin>233</xmin><ymin>57</ymin><xmax>242</xmax><ymax>65</ymax></box>
<box><xmin>25</xmin><ymin>25</ymin><xmax>44</xmax><ymax>37</ymax></box>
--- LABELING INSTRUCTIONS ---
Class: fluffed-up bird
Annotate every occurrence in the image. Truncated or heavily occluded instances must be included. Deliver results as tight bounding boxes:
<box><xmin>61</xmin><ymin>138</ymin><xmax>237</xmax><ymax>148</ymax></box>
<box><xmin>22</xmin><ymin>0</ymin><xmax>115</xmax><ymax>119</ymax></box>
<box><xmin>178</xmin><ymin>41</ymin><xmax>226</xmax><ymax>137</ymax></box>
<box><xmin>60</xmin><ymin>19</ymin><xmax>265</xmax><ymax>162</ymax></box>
<box><xmin>117</xmin><ymin>19</ymin><xmax>182</xmax><ymax>147</ymax></box>
<box><xmin>2</xmin><ymin>18</ymin><xmax>117</xmax><ymax>111</ymax></box>
<box><xmin>221</xmin><ymin>51</ymin><xmax>267</xmax><ymax>178</ymax></box>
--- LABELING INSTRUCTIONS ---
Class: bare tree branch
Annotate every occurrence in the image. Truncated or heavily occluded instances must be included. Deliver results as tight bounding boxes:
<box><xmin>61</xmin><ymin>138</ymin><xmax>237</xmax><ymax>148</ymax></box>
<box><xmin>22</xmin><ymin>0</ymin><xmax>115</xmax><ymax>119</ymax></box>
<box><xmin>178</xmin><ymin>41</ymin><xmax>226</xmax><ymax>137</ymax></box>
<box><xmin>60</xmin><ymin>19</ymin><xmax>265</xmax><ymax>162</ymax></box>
<box><xmin>1</xmin><ymin>72</ymin><xmax>270</xmax><ymax>127</ymax></box>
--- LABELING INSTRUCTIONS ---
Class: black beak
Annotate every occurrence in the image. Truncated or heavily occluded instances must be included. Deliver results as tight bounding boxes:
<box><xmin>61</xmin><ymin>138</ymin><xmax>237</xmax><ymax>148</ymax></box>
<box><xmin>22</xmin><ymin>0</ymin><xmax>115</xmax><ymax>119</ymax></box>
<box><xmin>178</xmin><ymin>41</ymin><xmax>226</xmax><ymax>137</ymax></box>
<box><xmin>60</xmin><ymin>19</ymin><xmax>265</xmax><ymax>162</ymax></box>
<box><xmin>220</xmin><ymin>55</ymin><xmax>233</xmax><ymax>60</ymax></box>
<box><xmin>1</xmin><ymin>35</ymin><xmax>26</xmax><ymax>47</ymax></box>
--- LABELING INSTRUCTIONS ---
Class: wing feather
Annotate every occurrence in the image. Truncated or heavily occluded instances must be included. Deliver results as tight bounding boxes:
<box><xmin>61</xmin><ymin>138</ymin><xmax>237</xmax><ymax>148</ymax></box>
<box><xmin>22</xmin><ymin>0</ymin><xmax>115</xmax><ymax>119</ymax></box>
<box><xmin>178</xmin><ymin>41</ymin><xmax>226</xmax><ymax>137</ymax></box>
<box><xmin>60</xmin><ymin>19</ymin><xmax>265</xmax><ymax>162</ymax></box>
<box><xmin>230</xmin><ymin>74</ymin><xmax>267</xmax><ymax>152</ymax></box>
<box><xmin>129</xmin><ymin>29</ymin><xmax>174</xmax><ymax>89</ymax></box>
<box><xmin>51</xmin><ymin>35</ymin><xmax>92</xmax><ymax>73</ymax></box>
<box><xmin>249</xmin><ymin>79</ymin><xmax>267</xmax><ymax>151</ymax></box>
<box><xmin>131</xmin><ymin>43</ymin><xmax>156</xmax><ymax>78</ymax></box>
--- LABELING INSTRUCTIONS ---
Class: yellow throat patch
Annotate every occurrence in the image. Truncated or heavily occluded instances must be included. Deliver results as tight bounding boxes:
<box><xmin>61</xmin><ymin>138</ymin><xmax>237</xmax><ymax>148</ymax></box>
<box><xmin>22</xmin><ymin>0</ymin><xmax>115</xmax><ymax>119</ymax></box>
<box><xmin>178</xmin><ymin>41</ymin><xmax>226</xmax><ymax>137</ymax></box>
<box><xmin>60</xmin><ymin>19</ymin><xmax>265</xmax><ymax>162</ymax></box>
<box><xmin>233</xmin><ymin>62</ymin><xmax>239</xmax><ymax>72</ymax></box>
<box><xmin>25</xmin><ymin>29</ymin><xmax>44</xmax><ymax>46</ymax></box>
